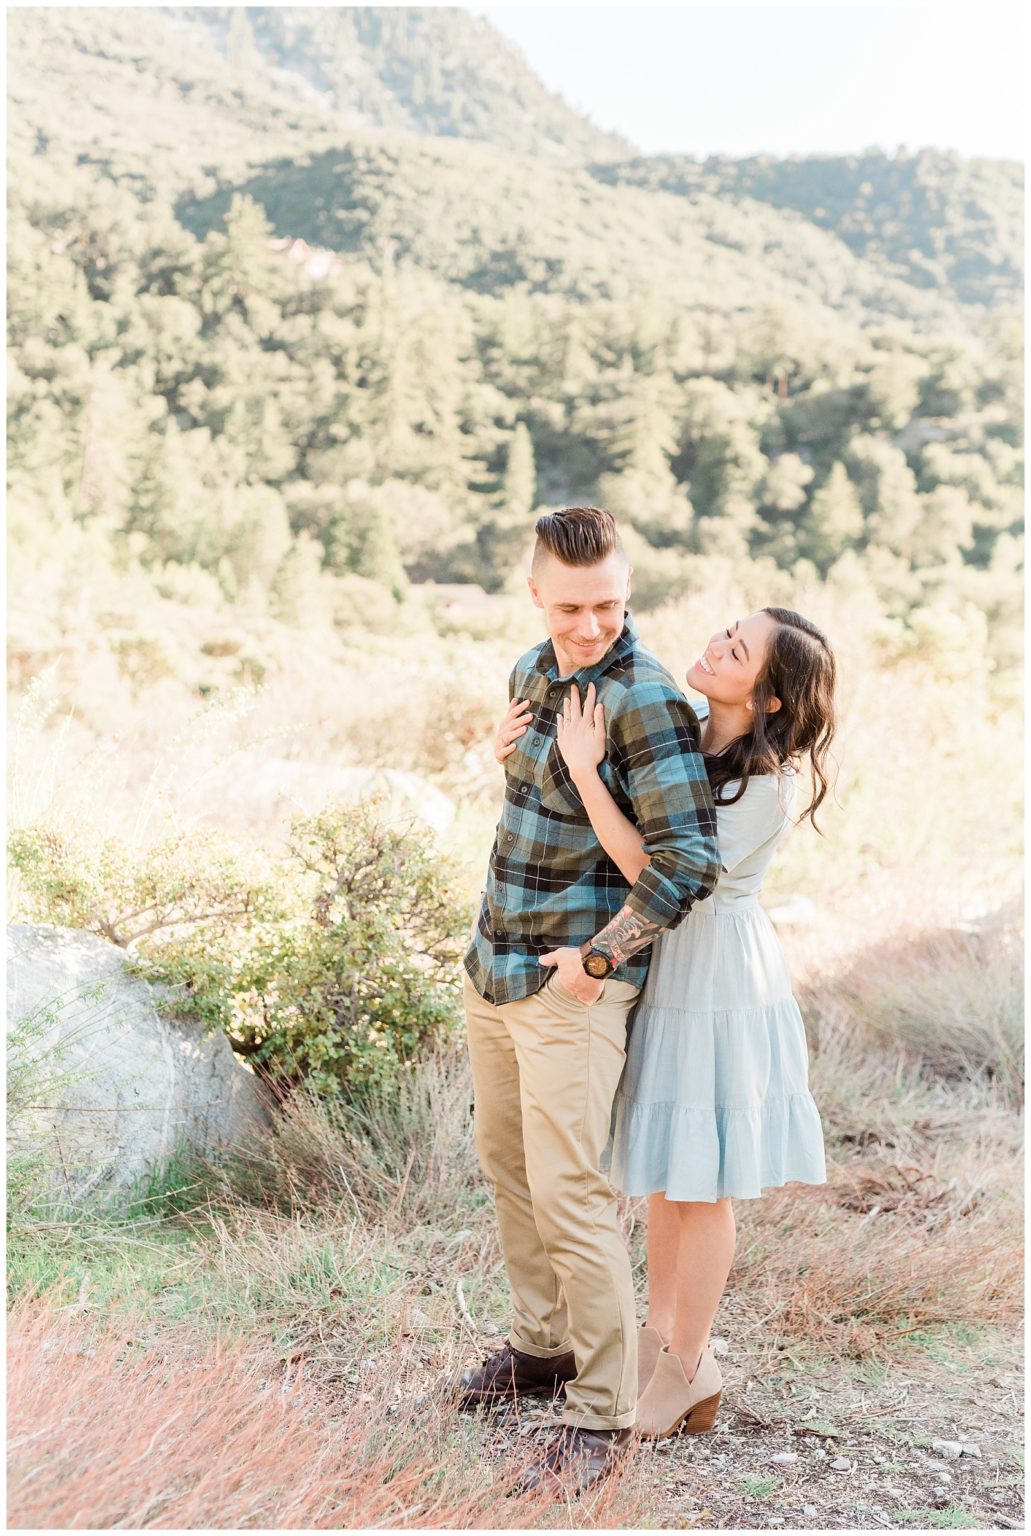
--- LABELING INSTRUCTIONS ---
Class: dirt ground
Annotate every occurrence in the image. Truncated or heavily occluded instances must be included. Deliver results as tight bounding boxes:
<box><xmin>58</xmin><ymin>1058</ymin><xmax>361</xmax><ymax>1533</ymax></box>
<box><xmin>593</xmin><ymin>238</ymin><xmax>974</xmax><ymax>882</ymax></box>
<box><xmin>480</xmin><ymin>1328</ymin><xmax>1025</xmax><ymax>1530</ymax></box>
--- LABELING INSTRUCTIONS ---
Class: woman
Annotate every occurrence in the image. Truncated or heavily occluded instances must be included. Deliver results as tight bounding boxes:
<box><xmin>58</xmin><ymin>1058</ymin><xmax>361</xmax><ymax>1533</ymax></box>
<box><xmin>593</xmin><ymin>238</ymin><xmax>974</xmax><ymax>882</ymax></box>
<box><xmin>494</xmin><ymin>607</ymin><xmax>836</xmax><ymax>1440</ymax></box>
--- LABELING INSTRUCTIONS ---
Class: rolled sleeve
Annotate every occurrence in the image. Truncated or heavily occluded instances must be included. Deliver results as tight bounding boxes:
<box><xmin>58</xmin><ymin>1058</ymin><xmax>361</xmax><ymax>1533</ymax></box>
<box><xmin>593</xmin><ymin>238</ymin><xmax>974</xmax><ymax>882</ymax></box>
<box><xmin>610</xmin><ymin>685</ymin><xmax>720</xmax><ymax>931</ymax></box>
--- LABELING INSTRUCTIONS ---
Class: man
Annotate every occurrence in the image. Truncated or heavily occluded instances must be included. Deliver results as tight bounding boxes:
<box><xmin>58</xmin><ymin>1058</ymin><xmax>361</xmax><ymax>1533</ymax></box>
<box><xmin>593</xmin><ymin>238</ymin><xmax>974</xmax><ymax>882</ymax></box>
<box><xmin>459</xmin><ymin>506</ymin><xmax>720</xmax><ymax>1492</ymax></box>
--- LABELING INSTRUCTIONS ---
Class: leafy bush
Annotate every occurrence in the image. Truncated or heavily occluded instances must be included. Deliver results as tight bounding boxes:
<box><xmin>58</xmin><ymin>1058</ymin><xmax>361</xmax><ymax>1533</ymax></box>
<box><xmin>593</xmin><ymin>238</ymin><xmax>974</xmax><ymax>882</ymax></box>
<box><xmin>9</xmin><ymin>823</ymin><xmax>272</xmax><ymax>948</ymax></box>
<box><xmin>11</xmin><ymin>800</ymin><xmax>470</xmax><ymax>1096</ymax></box>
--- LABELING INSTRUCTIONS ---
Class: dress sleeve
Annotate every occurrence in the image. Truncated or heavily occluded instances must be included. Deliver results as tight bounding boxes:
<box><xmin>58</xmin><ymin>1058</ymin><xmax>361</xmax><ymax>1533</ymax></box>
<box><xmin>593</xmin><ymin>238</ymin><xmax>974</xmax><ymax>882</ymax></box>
<box><xmin>715</xmin><ymin>773</ymin><xmax>795</xmax><ymax>876</ymax></box>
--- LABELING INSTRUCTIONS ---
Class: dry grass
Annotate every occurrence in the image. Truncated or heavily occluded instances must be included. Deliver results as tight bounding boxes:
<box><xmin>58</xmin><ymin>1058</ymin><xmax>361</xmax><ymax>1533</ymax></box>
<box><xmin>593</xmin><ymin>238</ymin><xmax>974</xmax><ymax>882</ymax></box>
<box><xmin>242</xmin><ymin>1051</ymin><xmax>486</xmax><ymax>1232</ymax></box>
<box><xmin>6</xmin><ymin>1292</ymin><xmax>655</xmax><ymax>1530</ymax></box>
<box><xmin>806</xmin><ymin>915</ymin><xmax>1023</xmax><ymax>1110</ymax></box>
<box><xmin>731</xmin><ymin>1165</ymin><xmax>1023</xmax><ymax>1362</ymax></box>
<box><xmin>726</xmin><ymin>910</ymin><xmax>1024</xmax><ymax>1364</ymax></box>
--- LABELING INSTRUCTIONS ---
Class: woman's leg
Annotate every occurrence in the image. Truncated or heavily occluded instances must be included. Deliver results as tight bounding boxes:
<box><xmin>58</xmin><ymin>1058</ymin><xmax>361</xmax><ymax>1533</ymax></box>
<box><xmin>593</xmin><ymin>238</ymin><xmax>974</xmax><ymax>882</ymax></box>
<box><xmin>668</xmin><ymin>1198</ymin><xmax>736</xmax><ymax>1381</ymax></box>
<box><xmin>644</xmin><ymin>1191</ymin><xmax>681</xmax><ymax>1341</ymax></box>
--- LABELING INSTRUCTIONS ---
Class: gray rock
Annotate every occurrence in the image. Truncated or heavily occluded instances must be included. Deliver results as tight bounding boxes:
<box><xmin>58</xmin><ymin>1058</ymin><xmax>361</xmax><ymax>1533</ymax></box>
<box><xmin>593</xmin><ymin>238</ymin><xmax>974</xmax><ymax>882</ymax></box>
<box><xmin>803</xmin><ymin>1506</ymin><xmax>817</xmax><ymax>1519</ymax></box>
<box><xmin>931</xmin><ymin>1440</ymin><xmax>964</xmax><ymax>1460</ymax></box>
<box><xmin>771</xmin><ymin>1452</ymin><xmax>798</xmax><ymax>1464</ymax></box>
<box><xmin>7</xmin><ymin>923</ymin><xmax>270</xmax><ymax>1206</ymax></box>
<box><xmin>829</xmin><ymin>1456</ymin><xmax>851</xmax><ymax>1471</ymax></box>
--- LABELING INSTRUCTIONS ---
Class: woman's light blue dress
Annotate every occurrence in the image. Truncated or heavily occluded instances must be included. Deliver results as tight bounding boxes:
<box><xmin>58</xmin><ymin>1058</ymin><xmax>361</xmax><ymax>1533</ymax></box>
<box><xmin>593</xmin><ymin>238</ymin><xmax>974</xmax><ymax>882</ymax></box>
<box><xmin>609</xmin><ymin>712</ymin><xmax>826</xmax><ymax>1203</ymax></box>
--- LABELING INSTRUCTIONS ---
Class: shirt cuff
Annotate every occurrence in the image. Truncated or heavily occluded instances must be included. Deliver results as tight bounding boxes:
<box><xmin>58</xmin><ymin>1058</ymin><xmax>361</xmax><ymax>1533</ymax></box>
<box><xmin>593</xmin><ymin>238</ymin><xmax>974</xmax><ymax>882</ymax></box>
<box><xmin>625</xmin><ymin>865</ymin><xmax>690</xmax><ymax>928</ymax></box>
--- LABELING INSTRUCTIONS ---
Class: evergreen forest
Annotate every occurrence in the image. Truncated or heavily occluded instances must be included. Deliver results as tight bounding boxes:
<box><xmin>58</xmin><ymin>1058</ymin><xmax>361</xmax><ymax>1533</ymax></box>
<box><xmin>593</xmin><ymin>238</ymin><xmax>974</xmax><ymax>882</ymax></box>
<box><xmin>8</xmin><ymin>5</ymin><xmax>1024</xmax><ymax>668</ymax></box>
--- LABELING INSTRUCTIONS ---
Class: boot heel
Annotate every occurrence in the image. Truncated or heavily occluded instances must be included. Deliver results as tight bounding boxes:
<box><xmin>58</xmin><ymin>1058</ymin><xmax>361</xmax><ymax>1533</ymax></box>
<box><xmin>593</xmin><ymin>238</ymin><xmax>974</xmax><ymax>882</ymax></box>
<box><xmin>683</xmin><ymin>1391</ymin><xmax>720</xmax><ymax>1433</ymax></box>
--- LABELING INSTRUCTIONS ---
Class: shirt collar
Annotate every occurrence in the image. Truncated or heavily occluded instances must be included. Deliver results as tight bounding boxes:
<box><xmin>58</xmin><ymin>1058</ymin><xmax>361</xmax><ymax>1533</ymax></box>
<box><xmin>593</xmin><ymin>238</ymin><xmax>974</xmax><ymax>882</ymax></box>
<box><xmin>535</xmin><ymin>612</ymin><xmax>639</xmax><ymax>682</ymax></box>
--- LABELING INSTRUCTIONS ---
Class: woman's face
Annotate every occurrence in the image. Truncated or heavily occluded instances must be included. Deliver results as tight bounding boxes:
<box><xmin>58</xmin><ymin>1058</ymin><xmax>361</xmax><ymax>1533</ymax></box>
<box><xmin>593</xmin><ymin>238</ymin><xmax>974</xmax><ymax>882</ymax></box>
<box><xmin>686</xmin><ymin>611</ymin><xmax>778</xmax><ymax>707</ymax></box>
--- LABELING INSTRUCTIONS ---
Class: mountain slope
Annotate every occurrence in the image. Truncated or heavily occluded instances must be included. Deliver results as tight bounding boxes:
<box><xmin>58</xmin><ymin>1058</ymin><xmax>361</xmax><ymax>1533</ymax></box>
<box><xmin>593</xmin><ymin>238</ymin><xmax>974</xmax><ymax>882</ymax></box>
<box><xmin>6</xmin><ymin>5</ymin><xmax>629</xmax><ymax>184</ymax></box>
<box><xmin>174</xmin><ymin>134</ymin><xmax>970</xmax><ymax>334</ymax></box>
<box><xmin>591</xmin><ymin>151</ymin><xmax>1024</xmax><ymax>311</ymax></box>
<box><xmin>174</xmin><ymin>6</ymin><xmax>632</xmax><ymax>160</ymax></box>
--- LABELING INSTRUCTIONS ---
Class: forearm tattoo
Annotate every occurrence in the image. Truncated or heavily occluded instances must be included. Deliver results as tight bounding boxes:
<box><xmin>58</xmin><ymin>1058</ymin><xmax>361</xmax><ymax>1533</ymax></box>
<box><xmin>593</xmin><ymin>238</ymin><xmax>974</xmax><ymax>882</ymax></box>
<box><xmin>590</xmin><ymin>905</ymin><xmax>662</xmax><ymax>967</ymax></box>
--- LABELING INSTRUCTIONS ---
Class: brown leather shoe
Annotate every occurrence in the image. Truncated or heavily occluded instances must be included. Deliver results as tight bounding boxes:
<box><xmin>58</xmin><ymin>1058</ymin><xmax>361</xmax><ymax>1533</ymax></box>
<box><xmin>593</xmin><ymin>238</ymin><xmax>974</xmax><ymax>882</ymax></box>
<box><xmin>457</xmin><ymin>1342</ymin><xmax>577</xmax><ymax>1408</ymax></box>
<box><xmin>517</xmin><ymin>1425</ymin><xmax>634</xmax><ymax>1494</ymax></box>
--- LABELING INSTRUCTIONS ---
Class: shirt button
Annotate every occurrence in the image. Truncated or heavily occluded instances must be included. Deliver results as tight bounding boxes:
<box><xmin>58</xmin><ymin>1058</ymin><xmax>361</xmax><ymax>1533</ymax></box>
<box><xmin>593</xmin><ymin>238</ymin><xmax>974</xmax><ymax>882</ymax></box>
<box><xmin>521</xmin><ymin>783</ymin><xmax>530</xmax><ymax>793</ymax></box>
<box><xmin>504</xmin><ymin>832</ymin><xmax>515</xmax><ymax>843</ymax></box>
<box><xmin>532</xmin><ymin>735</ymin><xmax>542</xmax><ymax>746</ymax></box>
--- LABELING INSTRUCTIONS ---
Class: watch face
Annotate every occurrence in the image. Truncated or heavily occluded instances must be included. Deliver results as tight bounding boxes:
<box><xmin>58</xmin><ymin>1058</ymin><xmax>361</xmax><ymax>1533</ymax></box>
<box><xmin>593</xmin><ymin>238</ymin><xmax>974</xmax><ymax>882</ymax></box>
<box><xmin>584</xmin><ymin>953</ymin><xmax>611</xmax><ymax>979</ymax></box>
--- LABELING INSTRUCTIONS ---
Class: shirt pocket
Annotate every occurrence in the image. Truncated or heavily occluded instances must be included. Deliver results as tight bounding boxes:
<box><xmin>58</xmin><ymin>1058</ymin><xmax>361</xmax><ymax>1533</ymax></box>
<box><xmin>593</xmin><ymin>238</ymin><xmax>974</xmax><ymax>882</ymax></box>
<box><xmin>537</xmin><ymin>742</ymin><xmax>590</xmax><ymax>820</ymax></box>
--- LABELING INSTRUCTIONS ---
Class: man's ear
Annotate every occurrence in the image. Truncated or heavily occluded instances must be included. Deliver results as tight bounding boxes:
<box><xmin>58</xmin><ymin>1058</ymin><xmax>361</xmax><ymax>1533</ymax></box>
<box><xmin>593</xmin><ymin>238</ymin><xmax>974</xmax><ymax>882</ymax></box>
<box><xmin>527</xmin><ymin>575</ymin><xmax>544</xmax><ymax>610</ymax></box>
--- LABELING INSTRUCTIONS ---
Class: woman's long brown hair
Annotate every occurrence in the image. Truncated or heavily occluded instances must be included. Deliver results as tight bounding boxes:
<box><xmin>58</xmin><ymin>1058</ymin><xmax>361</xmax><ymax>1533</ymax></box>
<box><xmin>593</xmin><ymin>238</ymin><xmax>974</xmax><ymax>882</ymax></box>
<box><xmin>703</xmin><ymin>608</ymin><xmax>837</xmax><ymax>830</ymax></box>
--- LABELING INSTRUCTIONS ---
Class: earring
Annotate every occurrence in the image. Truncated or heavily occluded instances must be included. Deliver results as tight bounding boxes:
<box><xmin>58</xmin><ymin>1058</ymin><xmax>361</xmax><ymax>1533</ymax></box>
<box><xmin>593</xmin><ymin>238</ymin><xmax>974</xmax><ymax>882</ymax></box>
<box><xmin>746</xmin><ymin>701</ymin><xmax>753</xmax><ymax>711</ymax></box>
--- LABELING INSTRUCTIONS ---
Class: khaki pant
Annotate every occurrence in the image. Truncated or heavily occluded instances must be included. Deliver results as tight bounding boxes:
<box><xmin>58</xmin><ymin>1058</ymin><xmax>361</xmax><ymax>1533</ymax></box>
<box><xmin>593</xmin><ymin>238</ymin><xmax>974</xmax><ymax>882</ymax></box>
<box><xmin>464</xmin><ymin>971</ymin><xmax>640</xmax><ymax>1430</ymax></box>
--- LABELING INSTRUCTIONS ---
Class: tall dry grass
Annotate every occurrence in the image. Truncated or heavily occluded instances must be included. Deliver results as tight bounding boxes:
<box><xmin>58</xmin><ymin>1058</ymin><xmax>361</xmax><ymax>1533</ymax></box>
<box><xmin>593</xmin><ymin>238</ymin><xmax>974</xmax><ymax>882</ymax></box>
<box><xmin>731</xmin><ymin>1164</ymin><xmax>1023</xmax><ymax>1362</ymax></box>
<box><xmin>725</xmin><ymin>905</ymin><xmax>1025</xmax><ymax>1362</ymax></box>
<box><xmin>238</xmin><ymin>1051</ymin><xmax>485</xmax><ymax>1230</ymax></box>
<box><xmin>801</xmin><ymin>910</ymin><xmax>1024</xmax><ymax>1111</ymax></box>
<box><xmin>7</xmin><ymin>1292</ymin><xmax>655</xmax><ymax>1530</ymax></box>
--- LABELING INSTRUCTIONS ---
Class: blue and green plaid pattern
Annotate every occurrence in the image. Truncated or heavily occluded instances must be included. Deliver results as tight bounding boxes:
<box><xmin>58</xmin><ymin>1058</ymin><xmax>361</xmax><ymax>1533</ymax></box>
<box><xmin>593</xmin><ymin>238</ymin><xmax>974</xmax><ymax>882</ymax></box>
<box><xmin>465</xmin><ymin>616</ymin><xmax>720</xmax><ymax>1006</ymax></box>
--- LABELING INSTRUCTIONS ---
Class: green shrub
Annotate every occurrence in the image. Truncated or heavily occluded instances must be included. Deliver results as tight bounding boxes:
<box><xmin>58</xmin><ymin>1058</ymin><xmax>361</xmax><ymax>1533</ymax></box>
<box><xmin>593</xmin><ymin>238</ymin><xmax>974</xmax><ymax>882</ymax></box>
<box><xmin>11</xmin><ymin>800</ymin><xmax>469</xmax><ymax>1097</ymax></box>
<box><xmin>9</xmin><ymin>823</ymin><xmax>273</xmax><ymax>948</ymax></box>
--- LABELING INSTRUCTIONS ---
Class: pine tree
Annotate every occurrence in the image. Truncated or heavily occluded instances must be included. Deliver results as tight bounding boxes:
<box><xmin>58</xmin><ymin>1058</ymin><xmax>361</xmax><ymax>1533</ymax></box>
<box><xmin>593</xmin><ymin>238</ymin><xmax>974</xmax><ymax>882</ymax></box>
<box><xmin>799</xmin><ymin>462</ymin><xmax>864</xmax><ymax>572</ymax></box>
<box><xmin>475</xmin><ymin>423</ymin><xmax>538</xmax><ymax>591</ymax></box>
<box><xmin>350</xmin><ymin>500</ymin><xmax>408</xmax><ymax>601</ymax></box>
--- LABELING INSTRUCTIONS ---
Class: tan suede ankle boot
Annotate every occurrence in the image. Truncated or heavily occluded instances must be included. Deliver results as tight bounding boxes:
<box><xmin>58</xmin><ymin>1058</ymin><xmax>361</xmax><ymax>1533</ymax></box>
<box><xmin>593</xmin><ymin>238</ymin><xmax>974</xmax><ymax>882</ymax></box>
<box><xmin>637</xmin><ymin>1325</ymin><xmax>666</xmax><ymax>1397</ymax></box>
<box><xmin>636</xmin><ymin>1345</ymin><xmax>722</xmax><ymax>1438</ymax></box>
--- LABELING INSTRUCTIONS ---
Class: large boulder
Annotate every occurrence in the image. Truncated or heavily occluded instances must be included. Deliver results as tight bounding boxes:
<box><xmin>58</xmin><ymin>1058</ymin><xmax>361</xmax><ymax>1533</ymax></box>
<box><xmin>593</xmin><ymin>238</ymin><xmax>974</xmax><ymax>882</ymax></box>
<box><xmin>7</xmin><ymin>923</ymin><xmax>270</xmax><ymax>1207</ymax></box>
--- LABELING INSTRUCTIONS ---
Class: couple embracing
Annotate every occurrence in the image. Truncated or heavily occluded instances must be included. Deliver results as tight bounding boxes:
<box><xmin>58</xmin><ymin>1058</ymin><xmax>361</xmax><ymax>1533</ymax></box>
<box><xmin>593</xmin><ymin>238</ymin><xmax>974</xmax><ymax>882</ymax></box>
<box><xmin>457</xmin><ymin>507</ymin><xmax>836</xmax><ymax>1493</ymax></box>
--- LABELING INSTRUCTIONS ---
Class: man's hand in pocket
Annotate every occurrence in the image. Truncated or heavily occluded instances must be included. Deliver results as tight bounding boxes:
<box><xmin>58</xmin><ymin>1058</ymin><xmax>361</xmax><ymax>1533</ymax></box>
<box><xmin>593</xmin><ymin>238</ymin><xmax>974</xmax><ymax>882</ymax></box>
<box><xmin>540</xmin><ymin>947</ymin><xmax>605</xmax><ymax>1005</ymax></box>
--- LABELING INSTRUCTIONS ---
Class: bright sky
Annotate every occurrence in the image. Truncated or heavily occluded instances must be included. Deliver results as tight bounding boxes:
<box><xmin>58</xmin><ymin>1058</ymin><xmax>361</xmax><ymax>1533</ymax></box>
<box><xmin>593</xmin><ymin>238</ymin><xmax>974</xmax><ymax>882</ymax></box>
<box><xmin>474</xmin><ymin>5</ymin><xmax>1026</xmax><ymax>160</ymax></box>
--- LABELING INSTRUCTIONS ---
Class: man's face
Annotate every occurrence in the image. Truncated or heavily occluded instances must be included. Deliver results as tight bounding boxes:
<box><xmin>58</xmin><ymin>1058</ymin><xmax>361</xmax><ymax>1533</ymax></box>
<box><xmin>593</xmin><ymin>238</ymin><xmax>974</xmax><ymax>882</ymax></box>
<box><xmin>527</xmin><ymin>551</ymin><xmax>632</xmax><ymax>677</ymax></box>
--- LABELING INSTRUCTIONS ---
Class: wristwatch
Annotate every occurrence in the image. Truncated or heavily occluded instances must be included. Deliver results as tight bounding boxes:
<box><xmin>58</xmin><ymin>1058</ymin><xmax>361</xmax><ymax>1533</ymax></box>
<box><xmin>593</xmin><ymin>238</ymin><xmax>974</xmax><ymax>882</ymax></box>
<box><xmin>582</xmin><ymin>948</ymin><xmax>615</xmax><ymax>980</ymax></box>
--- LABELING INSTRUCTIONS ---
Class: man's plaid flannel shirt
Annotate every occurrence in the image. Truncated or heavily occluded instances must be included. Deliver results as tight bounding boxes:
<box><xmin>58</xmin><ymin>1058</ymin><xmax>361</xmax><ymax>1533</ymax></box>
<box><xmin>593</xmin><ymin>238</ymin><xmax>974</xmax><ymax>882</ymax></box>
<box><xmin>464</xmin><ymin>615</ymin><xmax>720</xmax><ymax>1006</ymax></box>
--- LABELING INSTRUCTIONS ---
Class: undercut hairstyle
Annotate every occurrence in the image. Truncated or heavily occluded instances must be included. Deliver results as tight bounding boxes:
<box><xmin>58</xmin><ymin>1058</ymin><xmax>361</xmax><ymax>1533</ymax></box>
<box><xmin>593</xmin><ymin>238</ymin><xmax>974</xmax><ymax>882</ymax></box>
<box><xmin>705</xmin><ymin>609</ymin><xmax>837</xmax><ymax>832</ymax></box>
<box><xmin>532</xmin><ymin>506</ymin><xmax>624</xmax><ymax>575</ymax></box>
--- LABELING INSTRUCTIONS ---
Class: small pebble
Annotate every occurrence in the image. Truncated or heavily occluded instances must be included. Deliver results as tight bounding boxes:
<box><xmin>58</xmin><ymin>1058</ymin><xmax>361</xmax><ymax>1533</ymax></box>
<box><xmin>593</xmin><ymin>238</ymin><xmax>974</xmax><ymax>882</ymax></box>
<box><xmin>771</xmin><ymin>1451</ymin><xmax>798</xmax><ymax>1464</ymax></box>
<box><xmin>830</xmin><ymin>1455</ymin><xmax>851</xmax><ymax>1471</ymax></box>
<box><xmin>803</xmin><ymin>1506</ymin><xmax>817</xmax><ymax>1518</ymax></box>
<box><xmin>931</xmin><ymin>1439</ymin><xmax>963</xmax><ymax>1460</ymax></box>
<box><xmin>813</xmin><ymin>1448</ymin><xmax>826</xmax><ymax>1459</ymax></box>
<box><xmin>960</xmin><ymin>1443</ymin><xmax>982</xmax><ymax>1458</ymax></box>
